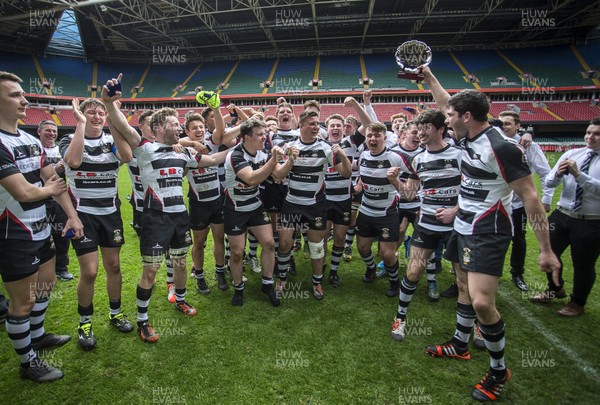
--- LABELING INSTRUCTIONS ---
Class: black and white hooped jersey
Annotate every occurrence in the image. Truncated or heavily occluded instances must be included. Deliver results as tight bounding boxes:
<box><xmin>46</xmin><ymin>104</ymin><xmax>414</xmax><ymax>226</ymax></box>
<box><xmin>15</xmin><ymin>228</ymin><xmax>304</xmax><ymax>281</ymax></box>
<box><xmin>59</xmin><ymin>132</ymin><xmax>120</xmax><ymax>215</ymax></box>
<box><xmin>224</xmin><ymin>143</ymin><xmax>269</xmax><ymax>212</ymax></box>
<box><xmin>0</xmin><ymin>129</ymin><xmax>50</xmax><ymax>241</ymax></box>
<box><xmin>204</xmin><ymin>132</ymin><xmax>230</xmax><ymax>183</ymax></box>
<box><xmin>127</xmin><ymin>157</ymin><xmax>144</xmax><ymax>213</ymax></box>
<box><xmin>359</xmin><ymin>147</ymin><xmax>410</xmax><ymax>218</ymax></box>
<box><xmin>43</xmin><ymin>144</ymin><xmax>66</xmax><ymax>183</ymax></box>
<box><xmin>134</xmin><ymin>140</ymin><xmax>200</xmax><ymax>213</ymax></box>
<box><xmin>286</xmin><ymin>138</ymin><xmax>336</xmax><ymax>206</ymax></box>
<box><xmin>410</xmin><ymin>144</ymin><xmax>462</xmax><ymax>232</ymax></box>
<box><xmin>43</xmin><ymin>145</ymin><xmax>60</xmax><ymax>166</ymax></box>
<box><xmin>455</xmin><ymin>126</ymin><xmax>531</xmax><ymax>235</ymax></box>
<box><xmin>325</xmin><ymin>133</ymin><xmax>364</xmax><ymax>202</ymax></box>
<box><xmin>186</xmin><ymin>148</ymin><xmax>222</xmax><ymax>203</ymax></box>
<box><xmin>391</xmin><ymin>144</ymin><xmax>423</xmax><ymax>210</ymax></box>
<box><xmin>267</xmin><ymin>128</ymin><xmax>300</xmax><ymax>150</ymax></box>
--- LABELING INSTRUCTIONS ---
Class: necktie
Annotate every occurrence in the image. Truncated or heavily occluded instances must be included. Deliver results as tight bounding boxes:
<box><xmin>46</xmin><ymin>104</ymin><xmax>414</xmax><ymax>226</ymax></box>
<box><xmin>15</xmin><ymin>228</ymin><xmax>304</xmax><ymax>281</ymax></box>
<box><xmin>572</xmin><ymin>151</ymin><xmax>597</xmax><ymax>212</ymax></box>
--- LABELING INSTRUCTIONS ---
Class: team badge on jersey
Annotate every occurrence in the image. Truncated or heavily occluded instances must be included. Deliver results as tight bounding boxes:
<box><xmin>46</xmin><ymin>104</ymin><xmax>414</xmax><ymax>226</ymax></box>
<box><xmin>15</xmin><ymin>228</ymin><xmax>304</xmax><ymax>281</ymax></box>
<box><xmin>463</xmin><ymin>247</ymin><xmax>472</xmax><ymax>265</ymax></box>
<box><xmin>101</xmin><ymin>142</ymin><xmax>112</xmax><ymax>154</ymax></box>
<box><xmin>314</xmin><ymin>217</ymin><xmax>323</xmax><ymax>229</ymax></box>
<box><xmin>381</xmin><ymin>228</ymin><xmax>390</xmax><ymax>240</ymax></box>
<box><xmin>30</xmin><ymin>144</ymin><xmax>41</xmax><ymax>156</ymax></box>
<box><xmin>113</xmin><ymin>229</ymin><xmax>123</xmax><ymax>243</ymax></box>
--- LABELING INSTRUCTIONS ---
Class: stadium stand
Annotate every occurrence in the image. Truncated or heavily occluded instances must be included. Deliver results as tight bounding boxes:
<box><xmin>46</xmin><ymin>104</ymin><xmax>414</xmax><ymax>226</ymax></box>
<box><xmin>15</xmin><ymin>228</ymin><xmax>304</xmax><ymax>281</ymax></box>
<box><xmin>363</xmin><ymin>53</ymin><xmax>419</xmax><ymax>90</ymax></box>
<box><xmin>318</xmin><ymin>55</ymin><xmax>362</xmax><ymax>91</ymax></box>
<box><xmin>454</xmin><ymin>49</ymin><xmax>521</xmax><ymax>88</ymax></box>
<box><xmin>141</xmin><ymin>64</ymin><xmax>194</xmax><ymax>98</ymax></box>
<box><xmin>429</xmin><ymin>52</ymin><xmax>471</xmax><ymax>89</ymax></box>
<box><xmin>37</xmin><ymin>55</ymin><xmax>93</xmax><ymax>96</ymax></box>
<box><xmin>20</xmin><ymin>100</ymin><xmax>600</xmax><ymax>128</ymax></box>
<box><xmin>22</xmin><ymin>107</ymin><xmax>54</xmax><ymax>126</ymax></box>
<box><xmin>187</xmin><ymin>60</ymin><xmax>235</xmax><ymax>94</ymax></box>
<box><xmin>502</xmin><ymin>46</ymin><xmax>592</xmax><ymax>87</ymax></box>
<box><xmin>574</xmin><ymin>44</ymin><xmax>600</xmax><ymax>74</ymax></box>
<box><xmin>1</xmin><ymin>52</ymin><xmax>43</xmax><ymax>93</ymax></box>
<box><xmin>96</xmin><ymin>62</ymin><xmax>146</xmax><ymax>97</ymax></box>
<box><xmin>55</xmin><ymin>108</ymin><xmax>78</xmax><ymax>127</ymax></box>
<box><xmin>223</xmin><ymin>59</ymin><xmax>274</xmax><ymax>95</ymax></box>
<box><xmin>5</xmin><ymin>45</ymin><xmax>598</xmax><ymax>96</ymax></box>
<box><xmin>489</xmin><ymin>102</ymin><xmax>558</xmax><ymax>121</ymax></box>
<box><xmin>546</xmin><ymin>101</ymin><xmax>600</xmax><ymax>121</ymax></box>
<box><xmin>272</xmin><ymin>56</ymin><xmax>315</xmax><ymax>94</ymax></box>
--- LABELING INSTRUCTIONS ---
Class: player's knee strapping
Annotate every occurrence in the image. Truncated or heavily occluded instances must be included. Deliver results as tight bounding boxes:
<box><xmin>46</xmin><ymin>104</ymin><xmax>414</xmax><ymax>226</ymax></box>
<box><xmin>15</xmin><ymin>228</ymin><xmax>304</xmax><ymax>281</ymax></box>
<box><xmin>308</xmin><ymin>240</ymin><xmax>325</xmax><ymax>259</ymax></box>
<box><xmin>169</xmin><ymin>246</ymin><xmax>189</xmax><ymax>260</ymax></box>
<box><xmin>142</xmin><ymin>254</ymin><xmax>163</xmax><ymax>265</ymax></box>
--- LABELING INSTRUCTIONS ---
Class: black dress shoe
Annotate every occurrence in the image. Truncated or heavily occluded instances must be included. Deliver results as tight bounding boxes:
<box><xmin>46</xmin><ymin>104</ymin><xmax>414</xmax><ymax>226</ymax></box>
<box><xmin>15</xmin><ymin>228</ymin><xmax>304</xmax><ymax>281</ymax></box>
<box><xmin>511</xmin><ymin>275</ymin><xmax>529</xmax><ymax>291</ymax></box>
<box><xmin>441</xmin><ymin>283</ymin><xmax>458</xmax><ymax>298</ymax></box>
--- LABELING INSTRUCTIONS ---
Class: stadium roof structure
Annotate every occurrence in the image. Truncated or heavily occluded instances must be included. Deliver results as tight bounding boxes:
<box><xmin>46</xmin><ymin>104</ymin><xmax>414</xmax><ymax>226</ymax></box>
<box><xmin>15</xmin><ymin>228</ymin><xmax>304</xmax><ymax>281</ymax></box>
<box><xmin>1</xmin><ymin>0</ymin><xmax>600</xmax><ymax>62</ymax></box>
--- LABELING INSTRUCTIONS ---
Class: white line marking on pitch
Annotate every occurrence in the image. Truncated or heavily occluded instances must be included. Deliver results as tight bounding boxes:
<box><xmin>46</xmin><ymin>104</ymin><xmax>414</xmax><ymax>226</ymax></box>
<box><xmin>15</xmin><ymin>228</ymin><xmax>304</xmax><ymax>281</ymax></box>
<box><xmin>498</xmin><ymin>288</ymin><xmax>600</xmax><ymax>384</ymax></box>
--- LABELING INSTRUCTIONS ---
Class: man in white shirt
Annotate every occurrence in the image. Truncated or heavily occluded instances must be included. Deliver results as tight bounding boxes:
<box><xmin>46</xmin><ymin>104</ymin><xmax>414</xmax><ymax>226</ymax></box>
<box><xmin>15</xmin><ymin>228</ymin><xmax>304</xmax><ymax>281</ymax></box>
<box><xmin>533</xmin><ymin>118</ymin><xmax>600</xmax><ymax>317</ymax></box>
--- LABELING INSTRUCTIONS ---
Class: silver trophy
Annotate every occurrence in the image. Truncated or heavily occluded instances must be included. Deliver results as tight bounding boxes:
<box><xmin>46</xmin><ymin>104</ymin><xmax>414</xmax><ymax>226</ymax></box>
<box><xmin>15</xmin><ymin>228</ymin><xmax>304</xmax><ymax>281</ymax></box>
<box><xmin>395</xmin><ymin>40</ymin><xmax>432</xmax><ymax>83</ymax></box>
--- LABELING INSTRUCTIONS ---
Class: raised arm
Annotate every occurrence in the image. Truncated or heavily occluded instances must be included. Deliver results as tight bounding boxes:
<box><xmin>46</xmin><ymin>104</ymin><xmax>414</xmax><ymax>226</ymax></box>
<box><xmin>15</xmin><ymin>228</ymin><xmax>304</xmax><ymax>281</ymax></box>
<box><xmin>209</xmin><ymin>106</ymin><xmax>227</xmax><ymax>145</ymax></box>
<box><xmin>195</xmin><ymin>149</ymin><xmax>229</xmax><ymax>168</ymax></box>
<box><xmin>106</xmin><ymin>115</ymin><xmax>134</xmax><ymax>165</ymax></box>
<box><xmin>332</xmin><ymin>144</ymin><xmax>351</xmax><ymax>178</ymax></box>
<box><xmin>344</xmin><ymin>96</ymin><xmax>372</xmax><ymax>135</ymax></box>
<box><xmin>421</xmin><ymin>66</ymin><xmax>451</xmax><ymax>112</ymax></box>
<box><xmin>62</xmin><ymin>98</ymin><xmax>87</xmax><ymax>168</ymax></box>
<box><xmin>362</xmin><ymin>89</ymin><xmax>379</xmax><ymax>122</ymax></box>
<box><xmin>101</xmin><ymin>74</ymin><xmax>141</xmax><ymax>150</ymax></box>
